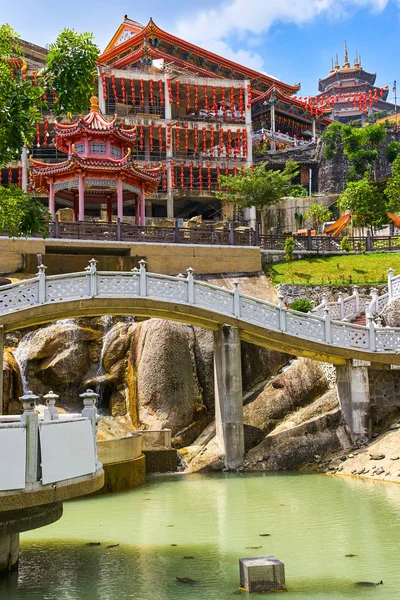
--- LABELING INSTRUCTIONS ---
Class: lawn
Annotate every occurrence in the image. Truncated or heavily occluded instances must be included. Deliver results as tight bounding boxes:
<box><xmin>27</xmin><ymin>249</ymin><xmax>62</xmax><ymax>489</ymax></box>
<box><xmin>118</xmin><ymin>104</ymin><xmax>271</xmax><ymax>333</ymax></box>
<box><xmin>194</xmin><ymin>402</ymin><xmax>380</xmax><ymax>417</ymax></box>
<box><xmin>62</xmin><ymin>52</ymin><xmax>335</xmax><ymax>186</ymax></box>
<box><xmin>264</xmin><ymin>254</ymin><xmax>400</xmax><ymax>285</ymax></box>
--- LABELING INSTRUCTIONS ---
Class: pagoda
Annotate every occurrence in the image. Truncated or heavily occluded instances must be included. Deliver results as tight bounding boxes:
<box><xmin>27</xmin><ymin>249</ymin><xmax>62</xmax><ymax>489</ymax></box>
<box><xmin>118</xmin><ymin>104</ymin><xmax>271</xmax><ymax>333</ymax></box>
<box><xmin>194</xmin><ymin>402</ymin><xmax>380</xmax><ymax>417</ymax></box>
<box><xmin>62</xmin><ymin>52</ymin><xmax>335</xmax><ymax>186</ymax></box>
<box><xmin>316</xmin><ymin>42</ymin><xmax>395</xmax><ymax>123</ymax></box>
<box><xmin>30</xmin><ymin>96</ymin><xmax>161</xmax><ymax>224</ymax></box>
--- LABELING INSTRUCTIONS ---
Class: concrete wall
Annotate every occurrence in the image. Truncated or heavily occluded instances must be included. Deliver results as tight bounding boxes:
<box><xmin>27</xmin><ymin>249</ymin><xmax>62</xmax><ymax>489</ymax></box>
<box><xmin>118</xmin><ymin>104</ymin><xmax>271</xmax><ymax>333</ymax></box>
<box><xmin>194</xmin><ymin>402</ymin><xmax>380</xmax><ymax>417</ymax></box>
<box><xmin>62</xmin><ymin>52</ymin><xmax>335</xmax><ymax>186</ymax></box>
<box><xmin>265</xmin><ymin>194</ymin><xmax>338</xmax><ymax>234</ymax></box>
<box><xmin>0</xmin><ymin>238</ymin><xmax>261</xmax><ymax>277</ymax></box>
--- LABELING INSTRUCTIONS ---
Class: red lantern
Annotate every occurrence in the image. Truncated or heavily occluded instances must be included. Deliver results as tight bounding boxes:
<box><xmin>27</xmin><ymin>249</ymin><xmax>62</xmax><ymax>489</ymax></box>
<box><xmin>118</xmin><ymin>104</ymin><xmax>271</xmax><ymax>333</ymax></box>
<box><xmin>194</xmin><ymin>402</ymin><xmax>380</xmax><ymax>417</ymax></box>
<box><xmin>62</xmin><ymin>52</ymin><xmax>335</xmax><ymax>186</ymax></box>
<box><xmin>101</xmin><ymin>72</ymin><xmax>107</xmax><ymax>100</ymax></box>
<box><xmin>216</xmin><ymin>164</ymin><xmax>221</xmax><ymax>191</ymax></box>
<box><xmin>203</xmin><ymin>85</ymin><xmax>209</xmax><ymax>111</ymax></box>
<box><xmin>212</xmin><ymin>86</ymin><xmax>217</xmax><ymax>112</ymax></box>
<box><xmin>32</xmin><ymin>71</ymin><xmax>38</xmax><ymax>86</ymax></box>
<box><xmin>130</xmin><ymin>79</ymin><xmax>135</xmax><ymax>104</ymax></box>
<box><xmin>36</xmin><ymin>123</ymin><xmax>40</xmax><ymax>147</ymax></box>
<box><xmin>184</xmin><ymin>124</ymin><xmax>189</xmax><ymax>151</ymax></box>
<box><xmin>138</xmin><ymin>125</ymin><xmax>144</xmax><ymax>151</ymax></box>
<box><xmin>158</xmin><ymin>124</ymin><xmax>163</xmax><ymax>152</ymax></box>
<box><xmin>186</xmin><ymin>82</ymin><xmax>191</xmax><ymax>111</ymax></box>
<box><xmin>194</xmin><ymin>84</ymin><xmax>199</xmax><ymax>111</ymax></box>
<box><xmin>207</xmin><ymin>164</ymin><xmax>212</xmax><ymax>190</ymax></box>
<box><xmin>175</xmin><ymin>80</ymin><xmax>180</xmax><ymax>107</ymax></box>
<box><xmin>194</xmin><ymin>126</ymin><xmax>199</xmax><ymax>153</ymax></box>
<box><xmin>219</xmin><ymin>129</ymin><xmax>224</xmax><ymax>156</ymax></box>
<box><xmin>198</xmin><ymin>163</ymin><xmax>203</xmax><ymax>190</ymax></box>
<box><xmin>149</xmin><ymin>123</ymin><xmax>154</xmax><ymax>152</ymax></box>
<box><xmin>221</xmin><ymin>87</ymin><xmax>227</xmax><ymax>120</ymax></box>
<box><xmin>175</xmin><ymin>123</ymin><xmax>181</xmax><ymax>151</ymax></box>
<box><xmin>202</xmin><ymin>127</ymin><xmax>207</xmax><ymax>153</ymax></box>
<box><xmin>227</xmin><ymin>129</ymin><xmax>232</xmax><ymax>158</ymax></box>
<box><xmin>242</xmin><ymin>128</ymin><xmax>247</xmax><ymax>158</ymax></box>
<box><xmin>180</xmin><ymin>163</ymin><xmax>185</xmax><ymax>189</ymax></box>
<box><xmin>140</xmin><ymin>79</ymin><xmax>145</xmax><ymax>106</ymax></box>
<box><xmin>166</xmin><ymin>122</ymin><xmax>172</xmax><ymax>150</ymax></box>
<box><xmin>167</xmin><ymin>78</ymin><xmax>174</xmax><ymax>105</ymax></box>
<box><xmin>158</xmin><ymin>79</ymin><xmax>164</xmax><ymax>106</ymax></box>
<box><xmin>149</xmin><ymin>79</ymin><xmax>154</xmax><ymax>105</ymax></box>
<box><xmin>17</xmin><ymin>166</ymin><xmax>22</xmax><ymax>188</ymax></box>
<box><xmin>230</xmin><ymin>86</ymin><xmax>235</xmax><ymax>119</ymax></box>
<box><xmin>210</xmin><ymin>126</ymin><xmax>215</xmax><ymax>153</ymax></box>
<box><xmin>43</xmin><ymin>119</ymin><xmax>49</xmax><ymax>147</ymax></box>
<box><xmin>8</xmin><ymin>167</ymin><xmax>13</xmax><ymax>186</ymax></box>
<box><xmin>120</xmin><ymin>77</ymin><xmax>126</xmax><ymax>104</ymax></box>
<box><xmin>247</xmin><ymin>83</ymin><xmax>252</xmax><ymax>109</ymax></box>
<box><xmin>171</xmin><ymin>161</ymin><xmax>176</xmax><ymax>189</ymax></box>
<box><xmin>163</xmin><ymin>164</ymin><xmax>167</xmax><ymax>191</ymax></box>
<box><xmin>239</xmin><ymin>86</ymin><xmax>244</xmax><ymax>119</ymax></box>
<box><xmin>380</xmin><ymin>87</ymin><xmax>384</xmax><ymax>98</ymax></box>
<box><xmin>189</xmin><ymin>163</ymin><xmax>194</xmax><ymax>190</ymax></box>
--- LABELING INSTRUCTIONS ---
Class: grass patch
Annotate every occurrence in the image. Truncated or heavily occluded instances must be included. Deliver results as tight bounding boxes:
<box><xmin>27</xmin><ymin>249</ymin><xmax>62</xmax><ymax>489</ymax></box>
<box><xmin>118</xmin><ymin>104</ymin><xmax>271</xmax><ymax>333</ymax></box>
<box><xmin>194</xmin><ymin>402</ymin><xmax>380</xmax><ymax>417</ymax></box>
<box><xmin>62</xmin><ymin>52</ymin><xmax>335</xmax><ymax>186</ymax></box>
<box><xmin>265</xmin><ymin>254</ymin><xmax>400</xmax><ymax>285</ymax></box>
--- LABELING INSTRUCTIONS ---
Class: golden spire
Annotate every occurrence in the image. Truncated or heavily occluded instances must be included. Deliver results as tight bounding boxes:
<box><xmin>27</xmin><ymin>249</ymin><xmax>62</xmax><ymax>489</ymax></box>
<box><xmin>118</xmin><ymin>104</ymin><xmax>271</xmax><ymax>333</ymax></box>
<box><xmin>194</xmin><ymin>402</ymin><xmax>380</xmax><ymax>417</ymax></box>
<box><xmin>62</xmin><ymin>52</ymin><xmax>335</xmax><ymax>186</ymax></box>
<box><xmin>343</xmin><ymin>41</ymin><xmax>350</xmax><ymax>69</ymax></box>
<box><xmin>330</xmin><ymin>57</ymin><xmax>335</xmax><ymax>74</ymax></box>
<box><xmin>354</xmin><ymin>51</ymin><xmax>360</xmax><ymax>68</ymax></box>
<box><xmin>90</xmin><ymin>96</ymin><xmax>100</xmax><ymax>113</ymax></box>
<box><xmin>335</xmin><ymin>53</ymin><xmax>340</xmax><ymax>71</ymax></box>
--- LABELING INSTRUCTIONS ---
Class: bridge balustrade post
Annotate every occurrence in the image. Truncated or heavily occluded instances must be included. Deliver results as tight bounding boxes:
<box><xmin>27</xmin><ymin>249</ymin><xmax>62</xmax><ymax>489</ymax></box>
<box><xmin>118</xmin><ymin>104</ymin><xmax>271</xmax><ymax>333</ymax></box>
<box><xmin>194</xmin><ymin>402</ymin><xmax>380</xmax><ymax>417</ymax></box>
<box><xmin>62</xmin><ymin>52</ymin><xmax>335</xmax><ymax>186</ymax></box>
<box><xmin>187</xmin><ymin>267</ymin><xmax>195</xmax><ymax>304</ymax></box>
<box><xmin>214</xmin><ymin>325</ymin><xmax>244</xmax><ymax>469</ymax></box>
<box><xmin>388</xmin><ymin>268</ymin><xmax>394</xmax><ymax>300</ymax></box>
<box><xmin>116</xmin><ymin>218</ymin><xmax>122</xmax><ymax>242</ymax></box>
<box><xmin>278</xmin><ymin>294</ymin><xmax>287</xmax><ymax>332</ymax></box>
<box><xmin>20</xmin><ymin>391</ymin><xmax>40</xmax><ymax>486</ymax></box>
<box><xmin>139</xmin><ymin>260</ymin><xmax>147</xmax><ymax>297</ymax></box>
<box><xmin>232</xmin><ymin>281</ymin><xmax>241</xmax><ymax>317</ymax></box>
<box><xmin>337</xmin><ymin>293</ymin><xmax>344</xmax><ymax>320</ymax></box>
<box><xmin>228</xmin><ymin>222</ymin><xmax>235</xmax><ymax>245</ymax></box>
<box><xmin>87</xmin><ymin>259</ymin><xmax>98</xmax><ymax>298</ymax></box>
<box><xmin>43</xmin><ymin>390</ymin><xmax>59</xmax><ymax>421</ymax></box>
<box><xmin>37</xmin><ymin>264</ymin><xmax>47</xmax><ymax>304</ymax></box>
<box><xmin>54</xmin><ymin>214</ymin><xmax>60</xmax><ymax>238</ymax></box>
<box><xmin>366</xmin><ymin>230</ymin><xmax>372</xmax><ymax>252</ymax></box>
<box><xmin>370</xmin><ymin>288</ymin><xmax>378</xmax><ymax>314</ymax></box>
<box><xmin>367</xmin><ymin>313</ymin><xmax>376</xmax><ymax>352</ymax></box>
<box><xmin>80</xmin><ymin>389</ymin><xmax>99</xmax><ymax>463</ymax></box>
<box><xmin>353</xmin><ymin>286</ymin><xmax>360</xmax><ymax>315</ymax></box>
<box><xmin>324</xmin><ymin>307</ymin><xmax>332</xmax><ymax>344</ymax></box>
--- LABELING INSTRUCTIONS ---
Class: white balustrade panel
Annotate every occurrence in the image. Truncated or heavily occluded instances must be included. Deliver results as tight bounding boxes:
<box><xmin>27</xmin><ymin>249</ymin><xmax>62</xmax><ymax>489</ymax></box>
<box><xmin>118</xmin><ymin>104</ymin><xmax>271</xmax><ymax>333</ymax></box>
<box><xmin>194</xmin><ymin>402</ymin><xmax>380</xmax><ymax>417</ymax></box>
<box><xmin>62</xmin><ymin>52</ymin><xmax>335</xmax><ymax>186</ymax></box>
<box><xmin>40</xmin><ymin>419</ymin><xmax>96</xmax><ymax>485</ymax></box>
<box><xmin>0</xmin><ymin>426</ymin><xmax>26</xmax><ymax>490</ymax></box>
<box><xmin>392</xmin><ymin>276</ymin><xmax>400</xmax><ymax>297</ymax></box>
<box><xmin>147</xmin><ymin>275</ymin><xmax>188</xmax><ymax>301</ymax></box>
<box><xmin>97</xmin><ymin>273</ymin><xmax>140</xmax><ymax>296</ymax></box>
<box><xmin>377</xmin><ymin>293</ymin><xmax>389</xmax><ymax>313</ymax></box>
<box><xmin>240</xmin><ymin>298</ymin><xmax>280</xmax><ymax>329</ymax></box>
<box><xmin>343</xmin><ymin>297</ymin><xmax>357</xmax><ymax>319</ymax></box>
<box><xmin>286</xmin><ymin>312</ymin><xmax>325</xmax><ymax>342</ymax></box>
<box><xmin>46</xmin><ymin>274</ymin><xmax>89</xmax><ymax>302</ymax></box>
<box><xmin>0</xmin><ymin>281</ymin><xmax>38</xmax><ymax>314</ymax></box>
<box><xmin>194</xmin><ymin>283</ymin><xmax>233</xmax><ymax>315</ymax></box>
<box><xmin>331</xmin><ymin>323</ymin><xmax>369</xmax><ymax>349</ymax></box>
<box><xmin>375</xmin><ymin>329</ymin><xmax>400</xmax><ymax>352</ymax></box>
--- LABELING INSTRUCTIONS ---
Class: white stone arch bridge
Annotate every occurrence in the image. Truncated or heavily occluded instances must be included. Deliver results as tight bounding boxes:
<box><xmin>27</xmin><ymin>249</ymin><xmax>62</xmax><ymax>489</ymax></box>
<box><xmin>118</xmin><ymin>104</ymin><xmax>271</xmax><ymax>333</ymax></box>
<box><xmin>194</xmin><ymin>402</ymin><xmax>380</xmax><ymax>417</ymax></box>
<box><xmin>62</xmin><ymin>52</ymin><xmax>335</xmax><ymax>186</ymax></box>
<box><xmin>1</xmin><ymin>259</ymin><xmax>400</xmax><ymax>467</ymax></box>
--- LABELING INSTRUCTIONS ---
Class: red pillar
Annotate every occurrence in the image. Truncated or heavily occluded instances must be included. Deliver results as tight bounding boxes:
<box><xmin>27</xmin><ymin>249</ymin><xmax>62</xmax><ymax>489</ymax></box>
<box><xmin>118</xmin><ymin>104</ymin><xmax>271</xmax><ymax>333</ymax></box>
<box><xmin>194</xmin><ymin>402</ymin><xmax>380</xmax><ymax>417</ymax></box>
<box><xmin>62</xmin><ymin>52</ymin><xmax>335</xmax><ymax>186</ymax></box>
<box><xmin>117</xmin><ymin>178</ymin><xmax>123</xmax><ymax>222</ymax></box>
<box><xmin>73</xmin><ymin>195</ymin><xmax>78</xmax><ymax>222</ymax></box>
<box><xmin>78</xmin><ymin>174</ymin><xmax>85</xmax><ymax>221</ymax></box>
<box><xmin>49</xmin><ymin>179</ymin><xmax>55</xmax><ymax>220</ymax></box>
<box><xmin>135</xmin><ymin>198</ymin><xmax>140</xmax><ymax>225</ymax></box>
<box><xmin>140</xmin><ymin>184</ymin><xmax>146</xmax><ymax>226</ymax></box>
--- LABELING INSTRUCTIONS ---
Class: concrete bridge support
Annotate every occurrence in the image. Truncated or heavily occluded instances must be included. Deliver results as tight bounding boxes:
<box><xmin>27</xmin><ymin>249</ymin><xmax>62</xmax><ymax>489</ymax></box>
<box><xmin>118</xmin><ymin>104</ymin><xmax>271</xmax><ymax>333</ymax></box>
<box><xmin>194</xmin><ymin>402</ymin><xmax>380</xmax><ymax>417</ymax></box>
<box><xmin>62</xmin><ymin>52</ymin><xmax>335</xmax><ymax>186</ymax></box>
<box><xmin>336</xmin><ymin>360</ymin><xmax>371</xmax><ymax>444</ymax></box>
<box><xmin>0</xmin><ymin>534</ymin><xmax>19</xmax><ymax>574</ymax></box>
<box><xmin>214</xmin><ymin>325</ymin><xmax>244</xmax><ymax>469</ymax></box>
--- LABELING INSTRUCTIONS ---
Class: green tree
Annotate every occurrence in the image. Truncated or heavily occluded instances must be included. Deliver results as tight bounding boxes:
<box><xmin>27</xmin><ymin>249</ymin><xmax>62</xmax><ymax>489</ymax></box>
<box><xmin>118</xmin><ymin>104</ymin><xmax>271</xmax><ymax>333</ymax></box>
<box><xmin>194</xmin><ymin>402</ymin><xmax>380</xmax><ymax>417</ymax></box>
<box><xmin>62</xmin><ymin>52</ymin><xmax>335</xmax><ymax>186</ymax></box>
<box><xmin>0</xmin><ymin>24</ymin><xmax>44</xmax><ymax>167</ymax></box>
<box><xmin>386</xmin><ymin>141</ymin><xmax>400</xmax><ymax>164</ymax></box>
<box><xmin>304</xmin><ymin>203</ymin><xmax>332</xmax><ymax>232</ymax></box>
<box><xmin>46</xmin><ymin>29</ymin><xmax>99</xmax><ymax>115</ymax></box>
<box><xmin>321</xmin><ymin>122</ymin><xmax>343</xmax><ymax>159</ymax></box>
<box><xmin>0</xmin><ymin>186</ymin><xmax>50</xmax><ymax>237</ymax></box>
<box><xmin>337</xmin><ymin>178</ymin><xmax>388</xmax><ymax>233</ymax></box>
<box><xmin>385</xmin><ymin>155</ymin><xmax>400</xmax><ymax>213</ymax></box>
<box><xmin>217</xmin><ymin>160</ymin><xmax>299</xmax><ymax>234</ymax></box>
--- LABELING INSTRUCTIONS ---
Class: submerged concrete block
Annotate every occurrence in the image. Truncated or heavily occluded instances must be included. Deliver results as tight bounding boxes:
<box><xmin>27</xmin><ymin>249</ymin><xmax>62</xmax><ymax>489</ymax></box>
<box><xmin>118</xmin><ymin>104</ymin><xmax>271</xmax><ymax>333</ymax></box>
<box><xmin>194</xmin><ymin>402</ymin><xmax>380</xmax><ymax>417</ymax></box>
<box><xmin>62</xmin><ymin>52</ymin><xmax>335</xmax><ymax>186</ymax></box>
<box><xmin>239</xmin><ymin>556</ymin><xmax>286</xmax><ymax>593</ymax></box>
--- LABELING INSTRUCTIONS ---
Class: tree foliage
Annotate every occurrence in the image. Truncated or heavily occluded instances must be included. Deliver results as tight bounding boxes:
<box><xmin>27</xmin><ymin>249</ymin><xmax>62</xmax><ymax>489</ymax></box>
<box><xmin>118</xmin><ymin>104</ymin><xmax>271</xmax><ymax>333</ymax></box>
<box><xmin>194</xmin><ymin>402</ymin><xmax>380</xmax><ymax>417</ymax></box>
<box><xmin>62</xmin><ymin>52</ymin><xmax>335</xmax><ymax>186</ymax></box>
<box><xmin>337</xmin><ymin>178</ymin><xmax>388</xmax><ymax>231</ymax></box>
<box><xmin>385</xmin><ymin>155</ymin><xmax>400</xmax><ymax>213</ymax></box>
<box><xmin>386</xmin><ymin>141</ymin><xmax>400</xmax><ymax>164</ymax></box>
<box><xmin>0</xmin><ymin>186</ymin><xmax>50</xmax><ymax>237</ymax></box>
<box><xmin>0</xmin><ymin>24</ymin><xmax>44</xmax><ymax>167</ymax></box>
<box><xmin>321</xmin><ymin>122</ymin><xmax>386</xmax><ymax>181</ymax></box>
<box><xmin>304</xmin><ymin>203</ymin><xmax>332</xmax><ymax>231</ymax></box>
<box><xmin>217</xmin><ymin>160</ymin><xmax>299</xmax><ymax>210</ymax></box>
<box><xmin>46</xmin><ymin>29</ymin><xmax>99</xmax><ymax>115</ymax></box>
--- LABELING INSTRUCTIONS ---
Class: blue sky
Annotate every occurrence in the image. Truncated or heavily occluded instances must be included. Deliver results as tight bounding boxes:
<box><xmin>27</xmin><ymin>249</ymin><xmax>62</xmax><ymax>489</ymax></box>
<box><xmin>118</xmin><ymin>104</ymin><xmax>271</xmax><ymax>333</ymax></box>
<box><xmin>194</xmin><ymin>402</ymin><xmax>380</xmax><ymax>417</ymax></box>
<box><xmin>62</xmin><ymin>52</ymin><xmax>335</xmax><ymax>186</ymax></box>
<box><xmin>1</xmin><ymin>0</ymin><xmax>399</xmax><ymax>96</ymax></box>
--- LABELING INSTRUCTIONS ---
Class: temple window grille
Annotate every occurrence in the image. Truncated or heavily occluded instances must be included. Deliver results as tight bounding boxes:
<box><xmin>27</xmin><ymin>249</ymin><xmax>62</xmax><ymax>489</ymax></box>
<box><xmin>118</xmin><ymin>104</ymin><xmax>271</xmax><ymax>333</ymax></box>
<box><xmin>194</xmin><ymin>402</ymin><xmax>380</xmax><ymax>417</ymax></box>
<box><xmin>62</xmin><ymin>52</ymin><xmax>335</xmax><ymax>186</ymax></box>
<box><xmin>110</xmin><ymin>145</ymin><xmax>121</xmax><ymax>159</ymax></box>
<box><xmin>75</xmin><ymin>143</ymin><xmax>85</xmax><ymax>155</ymax></box>
<box><xmin>90</xmin><ymin>142</ymin><xmax>107</xmax><ymax>155</ymax></box>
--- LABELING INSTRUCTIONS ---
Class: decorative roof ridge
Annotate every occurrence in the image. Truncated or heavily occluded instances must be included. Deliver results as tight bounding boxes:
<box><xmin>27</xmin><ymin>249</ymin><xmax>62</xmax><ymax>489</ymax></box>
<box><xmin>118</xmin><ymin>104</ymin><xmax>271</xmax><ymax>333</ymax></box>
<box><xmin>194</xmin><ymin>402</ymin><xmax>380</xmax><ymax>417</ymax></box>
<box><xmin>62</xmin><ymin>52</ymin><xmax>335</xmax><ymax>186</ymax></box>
<box><xmin>99</xmin><ymin>18</ymin><xmax>299</xmax><ymax>93</ymax></box>
<box><xmin>30</xmin><ymin>156</ymin><xmax>72</xmax><ymax>169</ymax></box>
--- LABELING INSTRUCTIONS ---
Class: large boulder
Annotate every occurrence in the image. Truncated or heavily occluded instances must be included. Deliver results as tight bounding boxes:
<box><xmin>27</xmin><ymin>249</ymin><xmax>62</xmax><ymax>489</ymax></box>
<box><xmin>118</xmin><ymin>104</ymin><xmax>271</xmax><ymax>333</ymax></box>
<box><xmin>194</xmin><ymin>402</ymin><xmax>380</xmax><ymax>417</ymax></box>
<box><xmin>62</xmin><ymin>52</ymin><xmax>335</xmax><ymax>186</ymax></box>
<box><xmin>3</xmin><ymin>348</ymin><xmax>23</xmax><ymax>414</ymax></box>
<box><xmin>382</xmin><ymin>298</ymin><xmax>400</xmax><ymax>327</ymax></box>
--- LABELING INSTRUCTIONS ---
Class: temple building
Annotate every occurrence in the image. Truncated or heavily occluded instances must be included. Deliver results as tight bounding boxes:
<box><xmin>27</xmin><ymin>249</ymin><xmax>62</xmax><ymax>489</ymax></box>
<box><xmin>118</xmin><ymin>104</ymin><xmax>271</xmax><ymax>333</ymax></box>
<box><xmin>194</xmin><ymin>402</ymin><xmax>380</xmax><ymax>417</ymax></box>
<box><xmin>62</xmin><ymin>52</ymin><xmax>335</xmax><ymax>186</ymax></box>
<box><xmin>316</xmin><ymin>43</ymin><xmax>395</xmax><ymax>124</ymax></box>
<box><xmin>30</xmin><ymin>97</ymin><xmax>161</xmax><ymax>224</ymax></box>
<box><xmin>4</xmin><ymin>16</ymin><xmax>335</xmax><ymax>223</ymax></box>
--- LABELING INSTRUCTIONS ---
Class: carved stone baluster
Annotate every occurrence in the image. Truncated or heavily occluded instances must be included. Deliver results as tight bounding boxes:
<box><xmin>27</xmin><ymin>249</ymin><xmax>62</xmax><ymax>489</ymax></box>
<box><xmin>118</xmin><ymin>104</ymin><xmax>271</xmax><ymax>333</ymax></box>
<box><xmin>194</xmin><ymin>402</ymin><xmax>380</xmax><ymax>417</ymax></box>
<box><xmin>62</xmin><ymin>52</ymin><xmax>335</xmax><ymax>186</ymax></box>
<box><xmin>353</xmin><ymin>285</ymin><xmax>360</xmax><ymax>315</ymax></box>
<box><xmin>233</xmin><ymin>281</ymin><xmax>241</xmax><ymax>318</ymax></box>
<box><xmin>37</xmin><ymin>264</ymin><xmax>47</xmax><ymax>304</ymax></box>
<box><xmin>187</xmin><ymin>267</ymin><xmax>195</xmax><ymax>304</ymax></box>
<box><xmin>278</xmin><ymin>293</ymin><xmax>287</xmax><ymax>332</ymax></box>
<box><xmin>80</xmin><ymin>389</ymin><xmax>99</xmax><ymax>463</ymax></box>
<box><xmin>337</xmin><ymin>293</ymin><xmax>344</xmax><ymax>320</ymax></box>
<box><xmin>367</xmin><ymin>313</ymin><xmax>376</xmax><ymax>352</ymax></box>
<box><xmin>139</xmin><ymin>260</ymin><xmax>147</xmax><ymax>297</ymax></box>
<box><xmin>20</xmin><ymin>391</ymin><xmax>40</xmax><ymax>486</ymax></box>
<box><xmin>388</xmin><ymin>268</ymin><xmax>394</xmax><ymax>300</ymax></box>
<box><xmin>324</xmin><ymin>307</ymin><xmax>332</xmax><ymax>344</ymax></box>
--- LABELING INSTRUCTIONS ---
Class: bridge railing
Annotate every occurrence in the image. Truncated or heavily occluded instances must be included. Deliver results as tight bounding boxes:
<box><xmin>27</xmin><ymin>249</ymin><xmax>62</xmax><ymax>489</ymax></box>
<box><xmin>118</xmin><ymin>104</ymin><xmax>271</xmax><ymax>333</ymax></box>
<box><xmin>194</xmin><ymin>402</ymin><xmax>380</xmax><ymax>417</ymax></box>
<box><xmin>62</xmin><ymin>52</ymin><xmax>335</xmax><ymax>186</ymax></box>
<box><xmin>1</xmin><ymin>260</ymin><xmax>400</xmax><ymax>354</ymax></box>
<box><xmin>0</xmin><ymin>389</ymin><xmax>100</xmax><ymax>493</ymax></box>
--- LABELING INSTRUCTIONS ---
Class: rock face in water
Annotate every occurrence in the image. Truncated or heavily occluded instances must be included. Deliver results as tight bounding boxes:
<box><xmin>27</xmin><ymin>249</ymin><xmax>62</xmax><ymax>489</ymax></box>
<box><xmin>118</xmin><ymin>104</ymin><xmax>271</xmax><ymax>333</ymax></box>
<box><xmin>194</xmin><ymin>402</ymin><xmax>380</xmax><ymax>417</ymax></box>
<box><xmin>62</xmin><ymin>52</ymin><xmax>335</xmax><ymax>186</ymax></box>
<box><xmin>3</xmin><ymin>348</ymin><xmax>22</xmax><ymax>414</ymax></box>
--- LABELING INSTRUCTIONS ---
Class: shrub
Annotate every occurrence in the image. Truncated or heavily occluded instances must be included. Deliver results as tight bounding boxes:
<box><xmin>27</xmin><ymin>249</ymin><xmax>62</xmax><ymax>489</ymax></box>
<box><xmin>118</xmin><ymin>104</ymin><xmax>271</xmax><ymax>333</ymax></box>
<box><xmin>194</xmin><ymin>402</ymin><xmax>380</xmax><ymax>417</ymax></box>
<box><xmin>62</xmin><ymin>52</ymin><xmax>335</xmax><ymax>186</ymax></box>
<box><xmin>284</xmin><ymin>236</ymin><xmax>295</xmax><ymax>261</ymax></box>
<box><xmin>290</xmin><ymin>299</ymin><xmax>314</xmax><ymax>313</ymax></box>
<box><xmin>340</xmin><ymin>236</ymin><xmax>352</xmax><ymax>253</ymax></box>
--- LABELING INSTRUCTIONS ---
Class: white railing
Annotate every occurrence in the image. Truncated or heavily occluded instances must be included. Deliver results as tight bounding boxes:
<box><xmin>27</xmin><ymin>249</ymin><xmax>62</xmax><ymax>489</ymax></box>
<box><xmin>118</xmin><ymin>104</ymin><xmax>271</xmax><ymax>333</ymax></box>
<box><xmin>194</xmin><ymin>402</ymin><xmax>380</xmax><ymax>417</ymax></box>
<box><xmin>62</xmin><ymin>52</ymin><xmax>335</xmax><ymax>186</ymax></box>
<box><xmin>1</xmin><ymin>260</ymin><xmax>400</xmax><ymax>355</ymax></box>
<box><xmin>0</xmin><ymin>389</ymin><xmax>100</xmax><ymax>493</ymax></box>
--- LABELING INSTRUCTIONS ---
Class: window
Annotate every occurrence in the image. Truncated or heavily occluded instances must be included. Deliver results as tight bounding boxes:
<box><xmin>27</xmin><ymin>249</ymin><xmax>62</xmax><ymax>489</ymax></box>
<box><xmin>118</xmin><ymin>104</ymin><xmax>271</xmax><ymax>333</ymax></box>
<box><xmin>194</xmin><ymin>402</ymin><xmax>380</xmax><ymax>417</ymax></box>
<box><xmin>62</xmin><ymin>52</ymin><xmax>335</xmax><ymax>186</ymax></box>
<box><xmin>75</xmin><ymin>143</ymin><xmax>85</xmax><ymax>155</ymax></box>
<box><xmin>90</xmin><ymin>142</ymin><xmax>106</xmax><ymax>155</ymax></box>
<box><xmin>110</xmin><ymin>145</ymin><xmax>121</xmax><ymax>159</ymax></box>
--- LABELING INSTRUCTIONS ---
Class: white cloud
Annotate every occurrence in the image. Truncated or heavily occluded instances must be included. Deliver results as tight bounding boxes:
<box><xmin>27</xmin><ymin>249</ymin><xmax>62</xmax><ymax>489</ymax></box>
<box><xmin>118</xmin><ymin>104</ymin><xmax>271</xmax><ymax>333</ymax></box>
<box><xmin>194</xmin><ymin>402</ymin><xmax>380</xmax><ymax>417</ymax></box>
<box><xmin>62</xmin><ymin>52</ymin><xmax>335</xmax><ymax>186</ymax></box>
<box><xmin>173</xmin><ymin>0</ymin><xmax>390</xmax><ymax>73</ymax></box>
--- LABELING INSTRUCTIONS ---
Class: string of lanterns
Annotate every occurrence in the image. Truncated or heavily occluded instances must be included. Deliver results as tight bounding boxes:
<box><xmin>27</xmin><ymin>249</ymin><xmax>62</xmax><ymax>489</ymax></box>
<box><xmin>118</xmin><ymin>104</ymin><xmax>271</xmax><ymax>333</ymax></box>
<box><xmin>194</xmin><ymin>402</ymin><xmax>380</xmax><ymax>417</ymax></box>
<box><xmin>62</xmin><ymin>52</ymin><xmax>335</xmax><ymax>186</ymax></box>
<box><xmin>292</xmin><ymin>86</ymin><xmax>389</xmax><ymax>117</ymax></box>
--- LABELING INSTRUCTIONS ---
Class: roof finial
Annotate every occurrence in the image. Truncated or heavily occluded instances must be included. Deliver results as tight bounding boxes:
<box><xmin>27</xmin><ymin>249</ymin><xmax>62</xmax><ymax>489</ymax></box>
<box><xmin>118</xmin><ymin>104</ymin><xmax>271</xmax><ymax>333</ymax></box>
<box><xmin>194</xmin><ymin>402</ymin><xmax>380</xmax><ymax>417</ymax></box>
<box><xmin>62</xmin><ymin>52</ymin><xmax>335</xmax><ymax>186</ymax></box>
<box><xmin>90</xmin><ymin>96</ymin><xmax>100</xmax><ymax>113</ymax></box>
<box><xmin>354</xmin><ymin>51</ymin><xmax>360</xmax><ymax>68</ymax></box>
<box><xmin>330</xmin><ymin>57</ymin><xmax>334</xmax><ymax>73</ymax></box>
<box><xmin>335</xmin><ymin>53</ymin><xmax>339</xmax><ymax>70</ymax></box>
<box><xmin>343</xmin><ymin>41</ymin><xmax>350</xmax><ymax>68</ymax></box>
